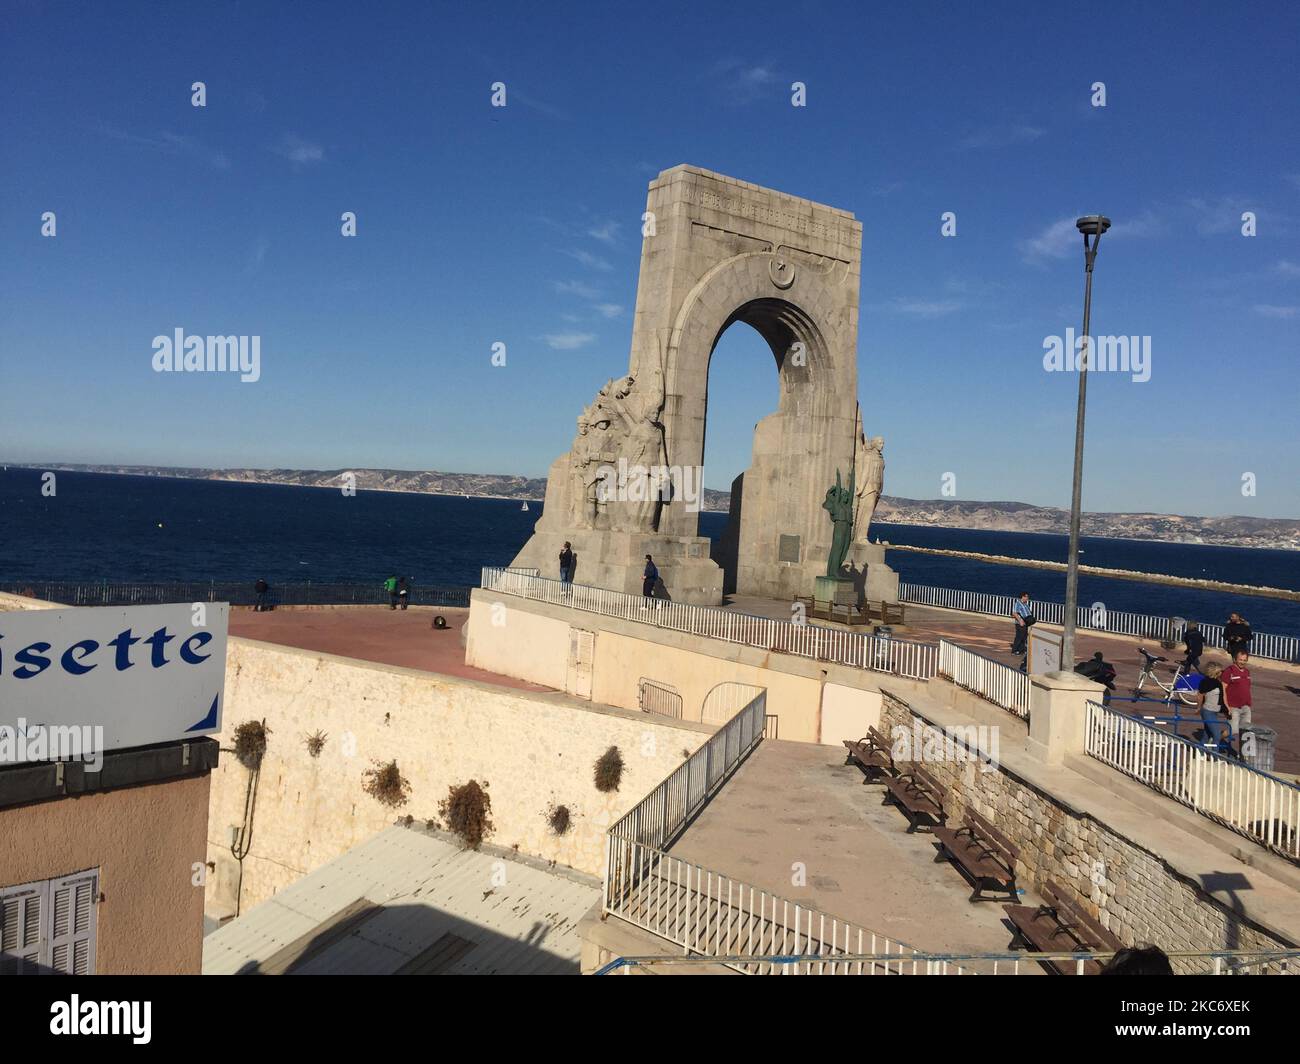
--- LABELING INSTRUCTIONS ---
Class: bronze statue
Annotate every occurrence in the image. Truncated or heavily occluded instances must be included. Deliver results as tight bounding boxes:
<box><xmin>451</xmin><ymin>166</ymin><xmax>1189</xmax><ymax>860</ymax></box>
<box><xmin>822</xmin><ymin>468</ymin><xmax>854</xmax><ymax>577</ymax></box>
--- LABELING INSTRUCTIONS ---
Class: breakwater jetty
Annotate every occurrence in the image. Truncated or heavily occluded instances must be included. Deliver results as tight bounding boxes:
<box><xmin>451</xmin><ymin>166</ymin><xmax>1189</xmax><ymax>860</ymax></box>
<box><xmin>882</xmin><ymin>543</ymin><xmax>1300</xmax><ymax>603</ymax></box>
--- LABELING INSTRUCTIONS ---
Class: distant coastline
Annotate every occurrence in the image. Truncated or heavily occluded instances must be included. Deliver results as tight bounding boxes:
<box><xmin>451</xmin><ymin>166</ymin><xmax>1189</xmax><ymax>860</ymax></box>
<box><xmin>9</xmin><ymin>463</ymin><xmax>1298</xmax><ymax>552</ymax></box>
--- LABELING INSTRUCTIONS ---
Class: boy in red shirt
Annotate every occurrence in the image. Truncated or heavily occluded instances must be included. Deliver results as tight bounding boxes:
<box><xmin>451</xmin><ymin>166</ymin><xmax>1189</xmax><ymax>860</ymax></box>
<box><xmin>1222</xmin><ymin>650</ymin><xmax>1254</xmax><ymax>759</ymax></box>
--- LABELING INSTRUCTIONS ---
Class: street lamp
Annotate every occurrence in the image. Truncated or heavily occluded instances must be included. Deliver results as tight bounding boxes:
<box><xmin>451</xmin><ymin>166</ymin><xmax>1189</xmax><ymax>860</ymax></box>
<box><xmin>1060</xmin><ymin>214</ymin><xmax>1111</xmax><ymax>671</ymax></box>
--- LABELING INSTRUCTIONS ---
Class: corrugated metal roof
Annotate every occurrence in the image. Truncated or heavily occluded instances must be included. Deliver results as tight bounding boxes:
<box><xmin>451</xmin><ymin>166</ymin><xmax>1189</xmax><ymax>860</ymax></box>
<box><xmin>202</xmin><ymin>826</ymin><xmax>600</xmax><ymax>975</ymax></box>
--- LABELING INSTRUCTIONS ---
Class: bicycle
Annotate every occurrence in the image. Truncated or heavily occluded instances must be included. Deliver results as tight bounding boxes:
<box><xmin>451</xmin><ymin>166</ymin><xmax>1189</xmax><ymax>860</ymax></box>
<box><xmin>1132</xmin><ymin>647</ymin><xmax>1198</xmax><ymax>707</ymax></box>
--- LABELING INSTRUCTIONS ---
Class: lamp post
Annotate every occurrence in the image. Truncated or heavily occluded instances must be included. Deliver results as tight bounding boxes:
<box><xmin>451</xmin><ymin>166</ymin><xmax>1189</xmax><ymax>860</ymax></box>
<box><xmin>1060</xmin><ymin>214</ymin><xmax>1111</xmax><ymax>670</ymax></box>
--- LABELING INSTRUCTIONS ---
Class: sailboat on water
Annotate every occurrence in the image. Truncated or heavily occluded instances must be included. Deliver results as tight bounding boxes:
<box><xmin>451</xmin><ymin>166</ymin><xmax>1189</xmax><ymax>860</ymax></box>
<box><xmin>521</xmin><ymin>501</ymin><xmax>530</xmax><ymax>512</ymax></box>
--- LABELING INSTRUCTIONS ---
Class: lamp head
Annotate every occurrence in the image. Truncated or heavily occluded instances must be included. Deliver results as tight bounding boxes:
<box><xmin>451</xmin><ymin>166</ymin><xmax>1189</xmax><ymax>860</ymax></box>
<box><xmin>1076</xmin><ymin>215</ymin><xmax>1111</xmax><ymax>237</ymax></box>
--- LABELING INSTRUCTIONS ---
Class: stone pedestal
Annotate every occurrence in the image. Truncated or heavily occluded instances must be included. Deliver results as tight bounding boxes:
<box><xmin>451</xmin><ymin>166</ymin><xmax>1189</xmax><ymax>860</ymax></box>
<box><xmin>510</xmin><ymin>527</ymin><xmax>723</xmax><ymax>605</ymax></box>
<box><xmin>848</xmin><ymin>540</ymin><xmax>899</xmax><ymax>606</ymax></box>
<box><xmin>813</xmin><ymin>575</ymin><xmax>857</xmax><ymax>610</ymax></box>
<box><xmin>1027</xmin><ymin>670</ymin><xmax>1106</xmax><ymax>765</ymax></box>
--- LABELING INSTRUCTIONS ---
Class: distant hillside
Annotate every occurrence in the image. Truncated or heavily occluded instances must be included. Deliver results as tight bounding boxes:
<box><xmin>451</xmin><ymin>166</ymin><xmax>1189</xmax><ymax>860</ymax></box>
<box><xmin>874</xmin><ymin>497</ymin><xmax>1300</xmax><ymax>551</ymax></box>
<box><xmin>16</xmin><ymin>464</ymin><xmax>1299</xmax><ymax>550</ymax></box>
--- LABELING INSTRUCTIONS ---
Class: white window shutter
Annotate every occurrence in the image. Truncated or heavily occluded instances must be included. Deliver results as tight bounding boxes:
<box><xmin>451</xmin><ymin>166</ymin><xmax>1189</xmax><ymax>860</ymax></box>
<box><xmin>0</xmin><ymin>880</ymin><xmax>47</xmax><ymax>974</ymax></box>
<box><xmin>48</xmin><ymin>871</ymin><xmax>98</xmax><ymax>975</ymax></box>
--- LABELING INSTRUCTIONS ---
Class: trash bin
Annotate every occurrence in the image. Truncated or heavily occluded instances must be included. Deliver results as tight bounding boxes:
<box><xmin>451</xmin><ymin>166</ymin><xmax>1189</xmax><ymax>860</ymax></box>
<box><xmin>873</xmin><ymin>626</ymin><xmax>893</xmax><ymax>669</ymax></box>
<box><xmin>1243</xmin><ymin>725</ymin><xmax>1276</xmax><ymax>772</ymax></box>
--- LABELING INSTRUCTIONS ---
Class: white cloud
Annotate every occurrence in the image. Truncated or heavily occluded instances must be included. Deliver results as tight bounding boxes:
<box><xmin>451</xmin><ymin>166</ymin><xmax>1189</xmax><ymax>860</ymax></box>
<box><xmin>545</xmin><ymin>332</ymin><xmax>596</xmax><ymax>350</ymax></box>
<box><xmin>565</xmin><ymin>248</ymin><xmax>612</xmax><ymax>271</ymax></box>
<box><xmin>587</xmin><ymin>221</ymin><xmax>620</xmax><ymax>244</ymax></box>
<box><xmin>1277</xmin><ymin>260</ymin><xmax>1300</xmax><ymax>277</ymax></box>
<box><xmin>712</xmin><ymin>59</ymin><xmax>778</xmax><ymax>104</ymax></box>
<box><xmin>958</xmin><ymin>123</ymin><xmax>1044</xmax><ymax>150</ymax></box>
<box><xmin>595</xmin><ymin>303</ymin><xmax>623</xmax><ymax>319</ymax></box>
<box><xmin>889</xmin><ymin>297</ymin><xmax>963</xmax><ymax>318</ymax></box>
<box><xmin>554</xmin><ymin>280</ymin><xmax>600</xmax><ymax>300</ymax></box>
<box><xmin>98</xmin><ymin>123</ymin><xmax>231</xmax><ymax>170</ymax></box>
<box><xmin>274</xmin><ymin>134</ymin><xmax>324</xmax><ymax>164</ymax></box>
<box><xmin>1019</xmin><ymin>217</ymin><xmax>1080</xmax><ymax>262</ymax></box>
<box><xmin>1184</xmin><ymin>195</ymin><xmax>1254</xmax><ymax>235</ymax></box>
<box><xmin>245</xmin><ymin>237</ymin><xmax>270</xmax><ymax>277</ymax></box>
<box><xmin>1253</xmin><ymin>304</ymin><xmax>1298</xmax><ymax>319</ymax></box>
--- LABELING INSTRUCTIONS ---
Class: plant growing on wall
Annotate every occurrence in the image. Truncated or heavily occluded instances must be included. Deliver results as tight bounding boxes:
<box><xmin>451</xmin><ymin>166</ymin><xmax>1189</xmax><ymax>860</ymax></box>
<box><xmin>546</xmin><ymin>803</ymin><xmax>572</xmax><ymax>836</ymax></box>
<box><xmin>305</xmin><ymin>730</ymin><xmax>327</xmax><ymax>758</ymax></box>
<box><xmin>232</xmin><ymin>719</ymin><xmax>271</xmax><ymax>768</ymax></box>
<box><xmin>594</xmin><ymin>746</ymin><xmax>624</xmax><ymax>793</ymax></box>
<box><xmin>440</xmin><ymin>780</ymin><xmax>493</xmax><ymax>849</ymax></box>
<box><xmin>362</xmin><ymin>759</ymin><xmax>411</xmax><ymax>808</ymax></box>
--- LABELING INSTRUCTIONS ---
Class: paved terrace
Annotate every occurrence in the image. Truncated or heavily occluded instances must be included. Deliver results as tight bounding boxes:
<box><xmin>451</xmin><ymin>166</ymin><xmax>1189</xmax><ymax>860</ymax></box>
<box><xmin>230</xmin><ymin>595</ymin><xmax>1299</xmax><ymax>773</ymax></box>
<box><xmin>227</xmin><ymin>606</ymin><xmax>552</xmax><ymax>692</ymax></box>
<box><xmin>725</xmin><ymin>595</ymin><xmax>1300</xmax><ymax>775</ymax></box>
<box><xmin>665</xmin><ymin>738</ymin><xmax>1039</xmax><ymax>963</ymax></box>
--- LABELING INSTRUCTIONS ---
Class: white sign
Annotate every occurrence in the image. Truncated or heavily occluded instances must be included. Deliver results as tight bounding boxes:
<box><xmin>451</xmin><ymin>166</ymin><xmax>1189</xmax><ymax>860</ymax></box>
<box><xmin>0</xmin><ymin>603</ymin><xmax>227</xmax><ymax>767</ymax></box>
<box><xmin>1029</xmin><ymin>627</ymin><xmax>1062</xmax><ymax>674</ymax></box>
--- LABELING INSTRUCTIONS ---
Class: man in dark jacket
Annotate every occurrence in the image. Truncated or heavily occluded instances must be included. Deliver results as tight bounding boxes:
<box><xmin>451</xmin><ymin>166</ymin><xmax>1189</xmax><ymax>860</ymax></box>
<box><xmin>1181</xmin><ymin>621</ymin><xmax>1205</xmax><ymax>674</ymax></box>
<box><xmin>1224</xmin><ymin>613</ymin><xmax>1252</xmax><ymax>658</ymax></box>
<box><xmin>254</xmin><ymin>577</ymin><xmax>269</xmax><ymax>612</ymax></box>
<box><xmin>641</xmin><ymin>554</ymin><xmax>659</xmax><ymax>607</ymax></box>
<box><xmin>1075</xmin><ymin>651</ymin><xmax>1117</xmax><ymax>704</ymax></box>
<box><xmin>559</xmin><ymin>542</ymin><xmax>575</xmax><ymax>584</ymax></box>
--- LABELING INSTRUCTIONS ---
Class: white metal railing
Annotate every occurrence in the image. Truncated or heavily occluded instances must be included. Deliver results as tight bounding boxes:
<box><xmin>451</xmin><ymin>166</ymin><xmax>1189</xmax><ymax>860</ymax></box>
<box><xmin>608</xmin><ymin>690</ymin><xmax>766</xmax><ymax>853</ymax></box>
<box><xmin>638</xmin><ymin>677</ymin><xmax>683</xmax><ymax>719</ymax></box>
<box><xmin>1085</xmin><ymin>701</ymin><xmax>1300</xmax><ymax>861</ymax></box>
<box><xmin>595</xmin><ymin>948</ymin><xmax>1299</xmax><ymax>976</ymax></box>
<box><xmin>701</xmin><ymin>681</ymin><xmax>766</xmax><ymax>725</ymax></box>
<box><xmin>603</xmin><ymin>841</ymin><xmax>978</xmax><ymax>974</ymax></box>
<box><xmin>482</xmin><ymin>568</ymin><xmax>938</xmax><ymax>679</ymax></box>
<box><xmin>899</xmin><ymin>582</ymin><xmax>1299</xmax><ymax>664</ymax></box>
<box><xmin>938</xmin><ymin>639</ymin><xmax>1031</xmax><ymax>719</ymax></box>
<box><xmin>602</xmin><ymin>689</ymin><xmax>974</xmax><ymax>974</ymax></box>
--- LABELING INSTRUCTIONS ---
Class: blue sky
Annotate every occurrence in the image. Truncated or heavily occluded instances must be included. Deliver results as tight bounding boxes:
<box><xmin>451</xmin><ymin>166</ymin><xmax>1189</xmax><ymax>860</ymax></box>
<box><xmin>2</xmin><ymin>0</ymin><xmax>1297</xmax><ymax>517</ymax></box>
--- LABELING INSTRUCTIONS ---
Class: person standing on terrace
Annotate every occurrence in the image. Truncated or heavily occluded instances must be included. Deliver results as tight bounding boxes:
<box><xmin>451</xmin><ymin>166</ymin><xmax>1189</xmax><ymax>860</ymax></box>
<box><xmin>1224</xmin><ymin>612</ymin><xmax>1252</xmax><ymax>658</ymax></box>
<box><xmin>641</xmin><ymin>554</ymin><xmax>659</xmax><ymax>608</ymax></box>
<box><xmin>1222</xmin><ymin>649</ymin><xmax>1254</xmax><ymax>759</ymax></box>
<box><xmin>1194</xmin><ymin>662</ymin><xmax>1228</xmax><ymax>748</ymax></box>
<box><xmin>1011</xmin><ymin>592</ymin><xmax>1033</xmax><ymax>656</ymax></box>
<box><xmin>1181</xmin><ymin>621</ymin><xmax>1205</xmax><ymax>674</ymax></box>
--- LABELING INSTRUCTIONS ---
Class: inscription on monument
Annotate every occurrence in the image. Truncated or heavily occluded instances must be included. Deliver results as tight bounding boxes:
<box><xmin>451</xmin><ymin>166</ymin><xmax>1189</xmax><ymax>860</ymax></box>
<box><xmin>688</xmin><ymin>188</ymin><xmax>850</xmax><ymax>246</ymax></box>
<box><xmin>778</xmin><ymin>534</ymin><xmax>801</xmax><ymax>563</ymax></box>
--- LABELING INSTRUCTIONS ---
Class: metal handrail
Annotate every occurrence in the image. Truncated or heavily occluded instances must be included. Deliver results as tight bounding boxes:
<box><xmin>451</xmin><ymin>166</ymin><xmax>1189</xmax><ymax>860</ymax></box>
<box><xmin>481</xmin><ymin>568</ymin><xmax>939</xmax><ymax>679</ymax></box>
<box><xmin>937</xmin><ymin>639</ymin><xmax>1031</xmax><ymax>719</ymax></box>
<box><xmin>1086</xmin><ymin>700</ymin><xmax>1300</xmax><ymax>860</ymax></box>
<box><xmin>900</xmin><ymin>582</ymin><xmax>1299</xmax><ymax>664</ymax></box>
<box><xmin>1</xmin><ymin>580</ymin><xmax>471</xmax><ymax>608</ymax></box>
<box><xmin>594</xmin><ymin>948</ymin><xmax>1299</xmax><ymax>976</ymax></box>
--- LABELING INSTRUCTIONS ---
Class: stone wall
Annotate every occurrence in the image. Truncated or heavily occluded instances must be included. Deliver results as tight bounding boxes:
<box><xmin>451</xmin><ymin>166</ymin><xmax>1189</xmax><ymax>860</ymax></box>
<box><xmin>466</xmin><ymin>591</ymin><xmax>898</xmax><ymax>745</ymax></box>
<box><xmin>205</xmin><ymin>637</ymin><xmax>709</xmax><ymax>916</ymax></box>
<box><xmin>881</xmin><ymin>693</ymin><xmax>1294</xmax><ymax>968</ymax></box>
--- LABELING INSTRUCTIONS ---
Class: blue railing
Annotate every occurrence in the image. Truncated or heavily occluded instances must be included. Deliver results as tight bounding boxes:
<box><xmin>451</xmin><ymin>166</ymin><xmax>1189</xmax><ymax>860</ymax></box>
<box><xmin>0</xmin><ymin>580</ymin><xmax>471</xmax><ymax>609</ymax></box>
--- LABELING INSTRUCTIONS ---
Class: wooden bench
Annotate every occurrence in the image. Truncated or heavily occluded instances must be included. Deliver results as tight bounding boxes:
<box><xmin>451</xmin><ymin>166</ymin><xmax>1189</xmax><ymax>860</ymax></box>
<box><xmin>933</xmin><ymin>809</ymin><xmax>1019</xmax><ymax>901</ymax></box>
<box><xmin>1003</xmin><ymin>880</ymin><xmax>1125</xmax><ymax>975</ymax></box>
<box><xmin>842</xmin><ymin>726</ymin><xmax>896</xmax><ymax>781</ymax></box>
<box><xmin>865</xmin><ymin>601</ymin><xmax>906</xmax><ymax>626</ymax></box>
<box><xmin>882</xmin><ymin>763</ymin><xmax>946</xmax><ymax>832</ymax></box>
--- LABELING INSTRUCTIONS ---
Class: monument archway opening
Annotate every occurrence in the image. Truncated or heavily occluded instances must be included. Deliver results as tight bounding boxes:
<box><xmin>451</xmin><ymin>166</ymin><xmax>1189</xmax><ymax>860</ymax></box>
<box><xmin>512</xmin><ymin>165</ymin><xmax>896</xmax><ymax>607</ymax></box>
<box><xmin>702</xmin><ymin>301</ymin><xmax>822</xmax><ymax>597</ymax></box>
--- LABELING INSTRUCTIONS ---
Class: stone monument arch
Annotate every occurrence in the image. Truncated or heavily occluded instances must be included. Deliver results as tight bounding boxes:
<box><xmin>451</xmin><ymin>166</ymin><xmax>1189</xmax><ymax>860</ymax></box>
<box><xmin>512</xmin><ymin>165</ymin><xmax>897</xmax><ymax>606</ymax></box>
